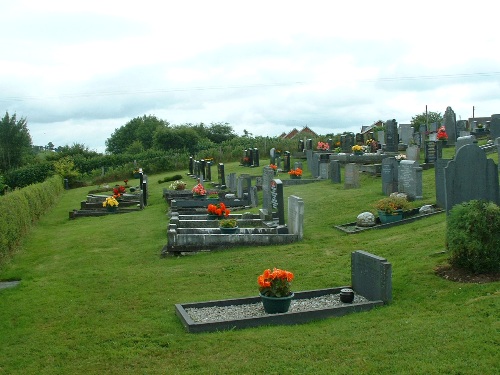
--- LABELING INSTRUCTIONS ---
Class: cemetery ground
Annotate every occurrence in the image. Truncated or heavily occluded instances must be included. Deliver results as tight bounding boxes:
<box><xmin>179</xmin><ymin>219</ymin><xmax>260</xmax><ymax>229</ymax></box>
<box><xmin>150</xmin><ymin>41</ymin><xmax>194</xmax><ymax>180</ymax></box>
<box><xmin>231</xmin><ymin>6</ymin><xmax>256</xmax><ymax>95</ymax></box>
<box><xmin>0</xmin><ymin>159</ymin><xmax>499</xmax><ymax>374</ymax></box>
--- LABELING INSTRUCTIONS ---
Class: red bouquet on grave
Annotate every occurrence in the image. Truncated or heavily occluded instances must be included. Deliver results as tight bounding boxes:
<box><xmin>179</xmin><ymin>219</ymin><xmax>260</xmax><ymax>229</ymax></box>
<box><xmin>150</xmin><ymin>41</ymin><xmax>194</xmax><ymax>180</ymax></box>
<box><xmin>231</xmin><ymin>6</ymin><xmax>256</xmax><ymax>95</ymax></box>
<box><xmin>437</xmin><ymin>126</ymin><xmax>448</xmax><ymax>140</ymax></box>
<box><xmin>207</xmin><ymin>202</ymin><xmax>230</xmax><ymax>217</ymax></box>
<box><xmin>113</xmin><ymin>185</ymin><xmax>126</xmax><ymax>196</ymax></box>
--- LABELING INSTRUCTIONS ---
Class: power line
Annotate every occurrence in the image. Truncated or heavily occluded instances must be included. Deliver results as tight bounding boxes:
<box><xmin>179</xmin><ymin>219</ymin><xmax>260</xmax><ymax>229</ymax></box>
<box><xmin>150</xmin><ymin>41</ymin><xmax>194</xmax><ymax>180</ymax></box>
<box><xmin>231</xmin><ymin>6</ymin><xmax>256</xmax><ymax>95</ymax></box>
<box><xmin>2</xmin><ymin>71</ymin><xmax>499</xmax><ymax>102</ymax></box>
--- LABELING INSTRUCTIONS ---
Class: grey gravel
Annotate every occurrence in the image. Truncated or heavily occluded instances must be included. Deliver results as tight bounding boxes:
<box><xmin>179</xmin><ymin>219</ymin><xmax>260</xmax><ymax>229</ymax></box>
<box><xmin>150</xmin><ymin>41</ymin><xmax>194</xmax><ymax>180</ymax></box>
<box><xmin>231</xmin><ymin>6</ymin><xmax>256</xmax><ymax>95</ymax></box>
<box><xmin>185</xmin><ymin>293</ymin><xmax>369</xmax><ymax>323</ymax></box>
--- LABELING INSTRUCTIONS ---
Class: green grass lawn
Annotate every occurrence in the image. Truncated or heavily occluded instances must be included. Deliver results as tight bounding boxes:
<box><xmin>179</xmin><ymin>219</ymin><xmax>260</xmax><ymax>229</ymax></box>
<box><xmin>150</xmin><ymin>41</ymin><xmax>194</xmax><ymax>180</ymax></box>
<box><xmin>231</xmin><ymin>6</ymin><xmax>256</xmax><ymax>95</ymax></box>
<box><xmin>0</xmin><ymin>160</ymin><xmax>499</xmax><ymax>374</ymax></box>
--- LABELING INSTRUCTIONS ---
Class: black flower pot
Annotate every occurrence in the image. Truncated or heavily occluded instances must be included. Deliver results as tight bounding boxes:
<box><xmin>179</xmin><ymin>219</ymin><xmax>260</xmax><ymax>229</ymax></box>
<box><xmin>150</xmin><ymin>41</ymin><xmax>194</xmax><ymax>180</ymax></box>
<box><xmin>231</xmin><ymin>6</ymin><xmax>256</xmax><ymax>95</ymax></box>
<box><xmin>340</xmin><ymin>288</ymin><xmax>355</xmax><ymax>303</ymax></box>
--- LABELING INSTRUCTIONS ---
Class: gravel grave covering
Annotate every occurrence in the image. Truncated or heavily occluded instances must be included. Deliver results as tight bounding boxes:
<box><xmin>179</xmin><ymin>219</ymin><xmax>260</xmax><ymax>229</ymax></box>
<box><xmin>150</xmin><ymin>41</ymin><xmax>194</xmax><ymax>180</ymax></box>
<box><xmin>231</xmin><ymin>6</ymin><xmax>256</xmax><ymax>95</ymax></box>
<box><xmin>186</xmin><ymin>293</ymin><xmax>369</xmax><ymax>323</ymax></box>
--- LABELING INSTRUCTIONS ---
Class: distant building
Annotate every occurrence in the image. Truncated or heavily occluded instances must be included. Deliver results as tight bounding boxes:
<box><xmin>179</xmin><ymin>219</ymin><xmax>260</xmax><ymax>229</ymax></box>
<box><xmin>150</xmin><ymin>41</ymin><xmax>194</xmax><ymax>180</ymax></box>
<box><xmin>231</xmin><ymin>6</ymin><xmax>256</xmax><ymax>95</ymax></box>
<box><xmin>360</xmin><ymin>120</ymin><xmax>384</xmax><ymax>135</ymax></box>
<box><xmin>280</xmin><ymin>126</ymin><xmax>319</xmax><ymax>139</ymax></box>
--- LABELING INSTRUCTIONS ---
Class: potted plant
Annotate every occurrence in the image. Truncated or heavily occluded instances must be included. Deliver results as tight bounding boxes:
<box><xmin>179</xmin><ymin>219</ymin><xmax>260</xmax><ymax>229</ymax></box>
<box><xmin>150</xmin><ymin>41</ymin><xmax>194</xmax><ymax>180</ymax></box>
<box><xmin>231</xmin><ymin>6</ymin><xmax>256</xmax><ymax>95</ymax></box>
<box><xmin>288</xmin><ymin>167</ymin><xmax>302</xmax><ymax>179</ymax></box>
<box><xmin>219</xmin><ymin>218</ymin><xmax>238</xmax><ymax>234</ymax></box>
<box><xmin>207</xmin><ymin>202</ymin><xmax>230</xmax><ymax>219</ymax></box>
<box><xmin>191</xmin><ymin>182</ymin><xmax>206</xmax><ymax>198</ymax></box>
<box><xmin>352</xmin><ymin>145</ymin><xmax>364</xmax><ymax>155</ymax></box>
<box><xmin>102</xmin><ymin>196</ymin><xmax>119</xmax><ymax>212</ymax></box>
<box><xmin>169</xmin><ymin>180</ymin><xmax>186</xmax><ymax>190</ymax></box>
<box><xmin>257</xmin><ymin>267</ymin><xmax>295</xmax><ymax>314</ymax></box>
<box><xmin>374</xmin><ymin>194</ymin><xmax>411</xmax><ymax>224</ymax></box>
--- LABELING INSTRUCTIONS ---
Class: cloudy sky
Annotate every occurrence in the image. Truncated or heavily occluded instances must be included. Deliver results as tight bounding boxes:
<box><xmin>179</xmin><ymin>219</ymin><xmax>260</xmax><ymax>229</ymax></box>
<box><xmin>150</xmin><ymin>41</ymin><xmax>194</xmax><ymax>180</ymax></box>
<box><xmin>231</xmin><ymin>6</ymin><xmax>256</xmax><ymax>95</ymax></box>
<box><xmin>1</xmin><ymin>1</ymin><xmax>499</xmax><ymax>153</ymax></box>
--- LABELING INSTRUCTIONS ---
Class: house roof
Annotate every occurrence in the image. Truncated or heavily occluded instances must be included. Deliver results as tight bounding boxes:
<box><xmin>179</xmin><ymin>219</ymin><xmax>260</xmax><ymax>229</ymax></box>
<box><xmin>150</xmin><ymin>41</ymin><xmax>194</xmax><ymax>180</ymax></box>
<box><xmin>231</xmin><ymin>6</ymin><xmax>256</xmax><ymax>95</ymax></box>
<box><xmin>281</xmin><ymin>126</ymin><xmax>318</xmax><ymax>139</ymax></box>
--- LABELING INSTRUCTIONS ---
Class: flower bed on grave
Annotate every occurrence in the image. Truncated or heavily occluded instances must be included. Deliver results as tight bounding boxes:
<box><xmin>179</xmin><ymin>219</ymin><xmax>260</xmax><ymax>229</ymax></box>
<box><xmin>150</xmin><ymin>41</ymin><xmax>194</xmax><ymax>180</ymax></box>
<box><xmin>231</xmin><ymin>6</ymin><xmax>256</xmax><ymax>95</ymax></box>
<box><xmin>334</xmin><ymin>205</ymin><xmax>444</xmax><ymax>234</ymax></box>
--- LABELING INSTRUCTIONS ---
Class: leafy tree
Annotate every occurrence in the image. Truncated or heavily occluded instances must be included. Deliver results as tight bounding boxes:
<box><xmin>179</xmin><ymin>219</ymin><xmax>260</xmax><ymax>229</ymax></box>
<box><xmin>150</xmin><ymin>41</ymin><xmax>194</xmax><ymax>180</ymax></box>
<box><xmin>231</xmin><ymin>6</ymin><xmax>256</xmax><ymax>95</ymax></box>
<box><xmin>411</xmin><ymin>111</ymin><xmax>443</xmax><ymax>132</ymax></box>
<box><xmin>206</xmin><ymin>122</ymin><xmax>236</xmax><ymax>144</ymax></box>
<box><xmin>0</xmin><ymin>112</ymin><xmax>33</xmax><ymax>172</ymax></box>
<box><xmin>105</xmin><ymin>115</ymin><xmax>169</xmax><ymax>154</ymax></box>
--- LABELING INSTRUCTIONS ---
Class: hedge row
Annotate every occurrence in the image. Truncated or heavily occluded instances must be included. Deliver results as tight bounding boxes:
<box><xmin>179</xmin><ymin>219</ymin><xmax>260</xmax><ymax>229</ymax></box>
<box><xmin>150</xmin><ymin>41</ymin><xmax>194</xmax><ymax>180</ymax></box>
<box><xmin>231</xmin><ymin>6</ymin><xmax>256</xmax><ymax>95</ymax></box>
<box><xmin>0</xmin><ymin>175</ymin><xmax>64</xmax><ymax>265</ymax></box>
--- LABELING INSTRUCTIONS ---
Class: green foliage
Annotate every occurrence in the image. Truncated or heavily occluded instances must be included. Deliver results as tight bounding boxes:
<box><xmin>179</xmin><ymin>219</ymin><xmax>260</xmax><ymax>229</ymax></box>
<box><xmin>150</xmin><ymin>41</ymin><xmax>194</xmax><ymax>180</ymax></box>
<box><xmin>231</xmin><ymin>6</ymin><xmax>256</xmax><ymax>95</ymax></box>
<box><xmin>53</xmin><ymin>156</ymin><xmax>79</xmax><ymax>186</ymax></box>
<box><xmin>3</xmin><ymin>162</ymin><xmax>55</xmax><ymax>189</ymax></box>
<box><xmin>0</xmin><ymin>175</ymin><xmax>63</xmax><ymax>264</ymax></box>
<box><xmin>0</xmin><ymin>112</ymin><xmax>33</xmax><ymax>172</ymax></box>
<box><xmin>411</xmin><ymin>111</ymin><xmax>443</xmax><ymax>132</ymax></box>
<box><xmin>157</xmin><ymin>174</ymin><xmax>183</xmax><ymax>184</ymax></box>
<box><xmin>447</xmin><ymin>200</ymin><xmax>500</xmax><ymax>274</ymax></box>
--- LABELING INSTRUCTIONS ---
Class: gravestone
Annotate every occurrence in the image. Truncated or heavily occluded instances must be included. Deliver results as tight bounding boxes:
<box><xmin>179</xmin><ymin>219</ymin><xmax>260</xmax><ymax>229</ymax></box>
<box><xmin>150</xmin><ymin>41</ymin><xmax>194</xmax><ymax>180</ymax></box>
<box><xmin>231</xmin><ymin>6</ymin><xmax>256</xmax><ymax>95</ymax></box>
<box><xmin>249</xmin><ymin>186</ymin><xmax>258</xmax><ymax>207</ymax></box>
<box><xmin>262</xmin><ymin>166</ymin><xmax>276</xmax><ymax>213</ymax></box>
<box><xmin>247</xmin><ymin>149</ymin><xmax>254</xmax><ymax>167</ymax></box>
<box><xmin>270</xmin><ymin>148</ymin><xmax>276</xmax><ymax>165</ymax></box>
<box><xmin>188</xmin><ymin>156</ymin><xmax>194</xmax><ymax>175</ymax></box>
<box><xmin>319</xmin><ymin>157</ymin><xmax>330</xmax><ymax>179</ymax></box>
<box><xmin>283</xmin><ymin>151</ymin><xmax>291</xmax><ymax>172</ymax></box>
<box><xmin>227</xmin><ymin>173</ymin><xmax>237</xmax><ymax>192</ymax></box>
<box><xmin>435</xmin><ymin>158</ymin><xmax>452</xmax><ymax>208</ymax></box>
<box><xmin>398</xmin><ymin>160</ymin><xmax>423</xmax><ymax>200</ymax></box>
<box><xmin>298</xmin><ymin>139</ymin><xmax>304</xmax><ymax>152</ymax></box>
<box><xmin>444</xmin><ymin>144</ymin><xmax>499</xmax><ymax>212</ymax></box>
<box><xmin>345</xmin><ymin>133</ymin><xmax>355</xmax><ymax>152</ymax></box>
<box><xmin>455</xmin><ymin>135</ymin><xmax>476</xmax><ymax>153</ymax></box>
<box><xmin>311</xmin><ymin>153</ymin><xmax>320</xmax><ymax>178</ymax></box>
<box><xmin>287</xmin><ymin>195</ymin><xmax>304</xmax><ymax>239</ymax></box>
<box><xmin>399</xmin><ymin>124</ymin><xmax>413</xmax><ymax>145</ymax></box>
<box><xmin>355</xmin><ymin>133</ymin><xmax>363</xmax><ymax>145</ymax></box>
<box><xmin>385</xmin><ymin>119</ymin><xmax>398</xmax><ymax>152</ymax></box>
<box><xmin>327</xmin><ymin>139</ymin><xmax>334</xmax><ymax>151</ymax></box>
<box><xmin>217</xmin><ymin>163</ymin><xmax>226</xmax><ymax>189</ymax></box>
<box><xmin>306</xmin><ymin>139</ymin><xmax>313</xmax><ymax>150</ymax></box>
<box><xmin>205</xmin><ymin>161</ymin><xmax>212</xmax><ymax>181</ymax></box>
<box><xmin>253</xmin><ymin>148</ymin><xmax>260</xmax><ymax>167</ymax></box>
<box><xmin>456</xmin><ymin>120</ymin><xmax>468</xmax><ymax>135</ymax></box>
<box><xmin>237</xmin><ymin>174</ymin><xmax>252</xmax><ymax>199</ymax></box>
<box><xmin>406</xmin><ymin>145</ymin><xmax>420</xmax><ymax>162</ymax></box>
<box><xmin>424</xmin><ymin>141</ymin><xmax>442</xmax><ymax>164</ymax></box>
<box><xmin>381</xmin><ymin>157</ymin><xmax>399</xmax><ymax>196</ymax></box>
<box><xmin>200</xmin><ymin>159</ymin><xmax>206</xmax><ymax>180</ymax></box>
<box><xmin>340</xmin><ymin>135</ymin><xmax>347</xmax><ymax>152</ymax></box>
<box><xmin>344</xmin><ymin>163</ymin><xmax>360</xmax><ymax>189</ymax></box>
<box><xmin>294</xmin><ymin>161</ymin><xmax>303</xmax><ymax>170</ymax></box>
<box><xmin>443</xmin><ymin>106</ymin><xmax>457</xmax><ymax>145</ymax></box>
<box><xmin>429</xmin><ymin>122</ymin><xmax>438</xmax><ymax>133</ymax></box>
<box><xmin>377</xmin><ymin>130</ymin><xmax>385</xmax><ymax>144</ymax></box>
<box><xmin>419</xmin><ymin>125</ymin><xmax>427</xmax><ymax>145</ymax></box>
<box><xmin>271</xmin><ymin>179</ymin><xmax>285</xmax><ymax>225</ymax></box>
<box><xmin>351</xmin><ymin>250</ymin><xmax>392</xmax><ymax>304</ymax></box>
<box><xmin>330</xmin><ymin>160</ymin><xmax>341</xmax><ymax>184</ymax></box>
<box><xmin>490</xmin><ymin>114</ymin><xmax>500</xmax><ymax>140</ymax></box>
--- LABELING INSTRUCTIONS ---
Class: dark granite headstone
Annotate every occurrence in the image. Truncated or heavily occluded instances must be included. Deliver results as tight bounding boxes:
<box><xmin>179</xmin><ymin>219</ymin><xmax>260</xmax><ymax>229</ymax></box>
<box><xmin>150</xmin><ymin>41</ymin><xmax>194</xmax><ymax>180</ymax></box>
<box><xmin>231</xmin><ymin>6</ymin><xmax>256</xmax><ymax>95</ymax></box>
<box><xmin>424</xmin><ymin>141</ymin><xmax>442</xmax><ymax>164</ymax></box>
<box><xmin>355</xmin><ymin>133</ymin><xmax>363</xmax><ymax>145</ymax></box>
<box><xmin>351</xmin><ymin>250</ymin><xmax>392</xmax><ymax>304</ymax></box>
<box><xmin>345</xmin><ymin>133</ymin><xmax>355</xmax><ymax>152</ymax></box>
<box><xmin>330</xmin><ymin>160</ymin><xmax>341</xmax><ymax>184</ymax></box>
<box><xmin>283</xmin><ymin>151</ymin><xmax>291</xmax><ymax>172</ymax></box>
<box><xmin>311</xmin><ymin>153</ymin><xmax>320</xmax><ymax>178</ymax></box>
<box><xmin>385</xmin><ymin>119</ymin><xmax>398</xmax><ymax>152</ymax></box>
<box><xmin>205</xmin><ymin>161</ymin><xmax>212</xmax><ymax>181</ymax></box>
<box><xmin>200</xmin><ymin>159</ymin><xmax>206</xmax><ymax>180</ymax></box>
<box><xmin>188</xmin><ymin>156</ymin><xmax>194</xmax><ymax>175</ymax></box>
<box><xmin>271</xmin><ymin>179</ymin><xmax>285</xmax><ymax>225</ymax></box>
<box><xmin>306</xmin><ymin>139</ymin><xmax>313</xmax><ymax>150</ymax></box>
<box><xmin>253</xmin><ymin>148</ymin><xmax>260</xmax><ymax>167</ymax></box>
<box><xmin>298</xmin><ymin>140</ymin><xmax>304</xmax><ymax>152</ymax></box>
<box><xmin>381</xmin><ymin>157</ymin><xmax>399</xmax><ymax>196</ymax></box>
<box><xmin>444</xmin><ymin>144</ymin><xmax>499</xmax><ymax>212</ymax></box>
<box><xmin>217</xmin><ymin>163</ymin><xmax>226</xmax><ymax>189</ymax></box>
<box><xmin>443</xmin><ymin>106</ymin><xmax>457</xmax><ymax>145</ymax></box>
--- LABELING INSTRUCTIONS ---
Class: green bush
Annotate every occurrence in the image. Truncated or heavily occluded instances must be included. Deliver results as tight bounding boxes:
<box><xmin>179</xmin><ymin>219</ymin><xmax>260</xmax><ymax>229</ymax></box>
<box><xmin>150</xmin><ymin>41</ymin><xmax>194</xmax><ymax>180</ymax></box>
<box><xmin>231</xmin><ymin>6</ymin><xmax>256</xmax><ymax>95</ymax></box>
<box><xmin>157</xmin><ymin>174</ymin><xmax>183</xmax><ymax>184</ymax></box>
<box><xmin>4</xmin><ymin>162</ymin><xmax>55</xmax><ymax>189</ymax></box>
<box><xmin>446</xmin><ymin>200</ymin><xmax>500</xmax><ymax>274</ymax></box>
<box><xmin>0</xmin><ymin>175</ymin><xmax>63</xmax><ymax>265</ymax></box>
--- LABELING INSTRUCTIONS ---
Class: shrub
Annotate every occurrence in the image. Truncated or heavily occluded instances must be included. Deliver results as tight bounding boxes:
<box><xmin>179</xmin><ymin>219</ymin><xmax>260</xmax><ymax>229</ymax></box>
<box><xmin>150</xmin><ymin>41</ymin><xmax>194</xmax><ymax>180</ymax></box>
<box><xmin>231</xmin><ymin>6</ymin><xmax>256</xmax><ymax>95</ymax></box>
<box><xmin>446</xmin><ymin>200</ymin><xmax>500</xmax><ymax>274</ymax></box>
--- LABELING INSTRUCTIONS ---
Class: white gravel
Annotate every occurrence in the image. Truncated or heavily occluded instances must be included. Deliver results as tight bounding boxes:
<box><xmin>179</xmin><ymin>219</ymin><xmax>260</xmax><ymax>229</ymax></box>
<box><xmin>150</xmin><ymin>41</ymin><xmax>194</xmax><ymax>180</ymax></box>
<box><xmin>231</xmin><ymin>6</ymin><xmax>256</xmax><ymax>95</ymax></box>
<box><xmin>185</xmin><ymin>293</ymin><xmax>369</xmax><ymax>323</ymax></box>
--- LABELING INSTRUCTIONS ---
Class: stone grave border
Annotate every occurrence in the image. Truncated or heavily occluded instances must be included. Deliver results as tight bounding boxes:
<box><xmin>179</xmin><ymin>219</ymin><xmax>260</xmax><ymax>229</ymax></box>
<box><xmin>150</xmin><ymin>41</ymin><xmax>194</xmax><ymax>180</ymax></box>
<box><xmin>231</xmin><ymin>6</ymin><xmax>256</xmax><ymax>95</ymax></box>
<box><xmin>335</xmin><ymin>205</ymin><xmax>444</xmax><ymax>234</ymax></box>
<box><xmin>175</xmin><ymin>250</ymin><xmax>390</xmax><ymax>333</ymax></box>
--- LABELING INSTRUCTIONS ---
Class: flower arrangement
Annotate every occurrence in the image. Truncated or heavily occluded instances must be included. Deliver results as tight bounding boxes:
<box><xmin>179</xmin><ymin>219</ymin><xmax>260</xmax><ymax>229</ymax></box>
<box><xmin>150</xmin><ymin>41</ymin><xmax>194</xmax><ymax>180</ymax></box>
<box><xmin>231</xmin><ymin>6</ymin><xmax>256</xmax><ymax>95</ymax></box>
<box><xmin>317</xmin><ymin>141</ymin><xmax>330</xmax><ymax>151</ymax></box>
<box><xmin>169</xmin><ymin>180</ymin><xmax>186</xmax><ymax>190</ymax></box>
<box><xmin>477</xmin><ymin>123</ymin><xmax>484</xmax><ymax>129</ymax></box>
<box><xmin>395</xmin><ymin>154</ymin><xmax>407</xmax><ymax>161</ymax></box>
<box><xmin>219</xmin><ymin>218</ymin><xmax>238</xmax><ymax>228</ymax></box>
<box><xmin>352</xmin><ymin>145</ymin><xmax>364</xmax><ymax>153</ymax></box>
<box><xmin>269</xmin><ymin>164</ymin><xmax>277</xmax><ymax>171</ymax></box>
<box><xmin>113</xmin><ymin>185</ymin><xmax>126</xmax><ymax>196</ymax></box>
<box><xmin>334</xmin><ymin>146</ymin><xmax>342</xmax><ymax>153</ymax></box>
<box><xmin>257</xmin><ymin>267</ymin><xmax>294</xmax><ymax>298</ymax></box>
<box><xmin>207</xmin><ymin>191</ymin><xmax>219</xmax><ymax>199</ymax></box>
<box><xmin>288</xmin><ymin>168</ymin><xmax>302</xmax><ymax>177</ymax></box>
<box><xmin>437</xmin><ymin>126</ymin><xmax>448</xmax><ymax>140</ymax></box>
<box><xmin>191</xmin><ymin>182</ymin><xmax>206</xmax><ymax>196</ymax></box>
<box><xmin>102</xmin><ymin>196</ymin><xmax>119</xmax><ymax>208</ymax></box>
<box><xmin>207</xmin><ymin>202</ymin><xmax>230</xmax><ymax>217</ymax></box>
<box><xmin>374</xmin><ymin>195</ymin><xmax>410</xmax><ymax>214</ymax></box>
